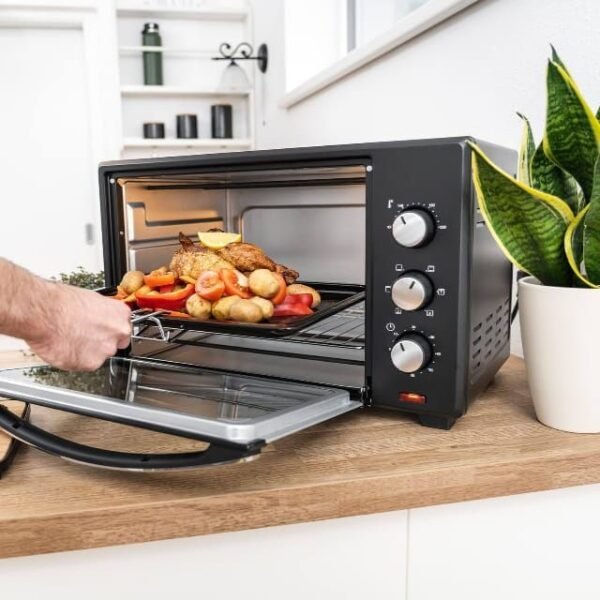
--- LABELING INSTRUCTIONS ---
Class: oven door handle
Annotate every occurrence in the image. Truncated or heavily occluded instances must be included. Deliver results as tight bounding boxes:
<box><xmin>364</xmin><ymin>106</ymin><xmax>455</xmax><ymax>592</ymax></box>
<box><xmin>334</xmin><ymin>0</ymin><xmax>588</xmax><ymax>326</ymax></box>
<box><xmin>0</xmin><ymin>405</ymin><xmax>262</xmax><ymax>471</ymax></box>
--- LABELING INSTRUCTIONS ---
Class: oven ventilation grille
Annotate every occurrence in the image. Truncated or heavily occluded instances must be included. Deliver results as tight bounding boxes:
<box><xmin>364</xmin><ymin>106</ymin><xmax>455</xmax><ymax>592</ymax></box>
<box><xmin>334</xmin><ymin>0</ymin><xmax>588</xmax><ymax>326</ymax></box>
<box><xmin>470</xmin><ymin>298</ymin><xmax>510</xmax><ymax>375</ymax></box>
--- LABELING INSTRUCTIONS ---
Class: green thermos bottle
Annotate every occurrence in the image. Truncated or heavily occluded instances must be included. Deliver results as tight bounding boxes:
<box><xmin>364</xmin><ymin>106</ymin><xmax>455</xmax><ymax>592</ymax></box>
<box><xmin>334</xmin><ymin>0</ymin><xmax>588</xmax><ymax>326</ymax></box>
<box><xmin>142</xmin><ymin>22</ymin><xmax>163</xmax><ymax>86</ymax></box>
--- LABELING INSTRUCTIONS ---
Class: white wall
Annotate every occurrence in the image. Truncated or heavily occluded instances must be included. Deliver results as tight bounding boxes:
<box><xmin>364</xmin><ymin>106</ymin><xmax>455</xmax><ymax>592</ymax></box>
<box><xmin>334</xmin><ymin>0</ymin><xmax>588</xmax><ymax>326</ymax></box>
<box><xmin>284</xmin><ymin>0</ymin><xmax>346</xmax><ymax>91</ymax></box>
<box><xmin>253</xmin><ymin>0</ymin><xmax>600</xmax><ymax>150</ymax></box>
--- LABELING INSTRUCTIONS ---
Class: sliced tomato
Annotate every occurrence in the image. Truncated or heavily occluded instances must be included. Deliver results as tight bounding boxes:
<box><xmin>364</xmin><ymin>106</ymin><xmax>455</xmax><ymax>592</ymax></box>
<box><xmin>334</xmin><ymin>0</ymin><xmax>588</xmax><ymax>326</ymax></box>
<box><xmin>221</xmin><ymin>269</ymin><xmax>252</xmax><ymax>299</ymax></box>
<box><xmin>282</xmin><ymin>293</ymin><xmax>313</xmax><ymax>307</ymax></box>
<box><xmin>273</xmin><ymin>303</ymin><xmax>313</xmax><ymax>318</ymax></box>
<box><xmin>271</xmin><ymin>273</ymin><xmax>287</xmax><ymax>306</ymax></box>
<box><xmin>144</xmin><ymin>273</ymin><xmax>175</xmax><ymax>288</ymax></box>
<box><xmin>196</xmin><ymin>270</ymin><xmax>225</xmax><ymax>301</ymax></box>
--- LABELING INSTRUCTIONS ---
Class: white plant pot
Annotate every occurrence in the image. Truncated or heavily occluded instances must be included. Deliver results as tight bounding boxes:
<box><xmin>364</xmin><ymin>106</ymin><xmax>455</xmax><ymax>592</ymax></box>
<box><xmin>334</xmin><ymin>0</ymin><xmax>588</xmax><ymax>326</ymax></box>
<box><xmin>519</xmin><ymin>276</ymin><xmax>600</xmax><ymax>433</ymax></box>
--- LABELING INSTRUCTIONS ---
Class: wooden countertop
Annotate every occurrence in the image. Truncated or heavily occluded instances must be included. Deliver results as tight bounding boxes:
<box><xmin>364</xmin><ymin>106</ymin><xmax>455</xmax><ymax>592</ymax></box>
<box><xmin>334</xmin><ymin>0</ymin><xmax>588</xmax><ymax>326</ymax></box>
<box><xmin>1</xmin><ymin>352</ymin><xmax>599</xmax><ymax>559</ymax></box>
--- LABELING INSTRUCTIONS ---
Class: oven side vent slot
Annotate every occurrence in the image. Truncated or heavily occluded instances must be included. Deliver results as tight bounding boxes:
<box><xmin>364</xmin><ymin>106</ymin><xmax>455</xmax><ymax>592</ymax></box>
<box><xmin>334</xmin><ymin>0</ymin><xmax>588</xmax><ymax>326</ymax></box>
<box><xmin>470</xmin><ymin>299</ymin><xmax>510</xmax><ymax>379</ymax></box>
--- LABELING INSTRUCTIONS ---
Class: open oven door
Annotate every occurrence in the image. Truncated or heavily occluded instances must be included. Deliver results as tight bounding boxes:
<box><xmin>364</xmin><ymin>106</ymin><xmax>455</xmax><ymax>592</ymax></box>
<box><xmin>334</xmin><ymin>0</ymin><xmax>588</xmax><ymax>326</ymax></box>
<box><xmin>0</xmin><ymin>358</ymin><xmax>361</xmax><ymax>471</ymax></box>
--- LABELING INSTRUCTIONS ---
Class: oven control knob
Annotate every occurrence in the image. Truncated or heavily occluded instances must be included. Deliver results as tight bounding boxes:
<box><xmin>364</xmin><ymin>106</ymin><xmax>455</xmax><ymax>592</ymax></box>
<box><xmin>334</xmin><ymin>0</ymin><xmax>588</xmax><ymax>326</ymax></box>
<box><xmin>392</xmin><ymin>209</ymin><xmax>435</xmax><ymax>248</ymax></box>
<box><xmin>392</xmin><ymin>272</ymin><xmax>433</xmax><ymax>311</ymax></box>
<box><xmin>390</xmin><ymin>334</ymin><xmax>432</xmax><ymax>374</ymax></box>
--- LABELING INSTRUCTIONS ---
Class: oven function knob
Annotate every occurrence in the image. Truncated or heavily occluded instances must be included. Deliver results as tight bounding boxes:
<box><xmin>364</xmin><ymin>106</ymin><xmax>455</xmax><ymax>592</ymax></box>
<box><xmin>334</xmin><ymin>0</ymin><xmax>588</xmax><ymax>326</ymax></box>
<box><xmin>391</xmin><ymin>333</ymin><xmax>433</xmax><ymax>374</ymax></box>
<box><xmin>392</xmin><ymin>209</ymin><xmax>435</xmax><ymax>248</ymax></box>
<box><xmin>392</xmin><ymin>272</ymin><xmax>433</xmax><ymax>311</ymax></box>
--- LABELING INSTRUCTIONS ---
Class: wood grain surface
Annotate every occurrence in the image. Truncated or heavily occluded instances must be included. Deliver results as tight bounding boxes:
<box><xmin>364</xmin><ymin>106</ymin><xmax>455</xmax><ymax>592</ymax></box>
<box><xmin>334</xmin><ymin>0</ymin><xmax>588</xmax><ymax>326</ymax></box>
<box><xmin>0</xmin><ymin>401</ymin><xmax>28</xmax><ymax>469</ymax></box>
<box><xmin>0</xmin><ymin>352</ymin><xmax>598</xmax><ymax>560</ymax></box>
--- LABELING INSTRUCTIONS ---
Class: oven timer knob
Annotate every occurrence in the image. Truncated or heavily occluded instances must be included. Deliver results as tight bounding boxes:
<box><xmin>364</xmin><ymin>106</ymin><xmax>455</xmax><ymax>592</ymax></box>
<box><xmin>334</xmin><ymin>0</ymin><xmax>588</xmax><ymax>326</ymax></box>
<box><xmin>390</xmin><ymin>333</ymin><xmax>433</xmax><ymax>374</ymax></box>
<box><xmin>392</xmin><ymin>272</ymin><xmax>433</xmax><ymax>311</ymax></box>
<box><xmin>392</xmin><ymin>209</ymin><xmax>435</xmax><ymax>248</ymax></box>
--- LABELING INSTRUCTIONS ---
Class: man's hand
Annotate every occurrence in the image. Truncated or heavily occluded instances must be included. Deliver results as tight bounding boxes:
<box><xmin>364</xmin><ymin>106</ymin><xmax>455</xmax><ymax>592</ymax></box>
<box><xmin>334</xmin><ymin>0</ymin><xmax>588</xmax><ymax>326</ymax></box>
<box><xmin>0</xmin><ymin>259</ymin><xmax>132</xmax><ymax>371</ymax></box>
<box><xmin>27</xmin><ymin>284</ymin><xmax>132</xmax><ymax>371</ymax></box>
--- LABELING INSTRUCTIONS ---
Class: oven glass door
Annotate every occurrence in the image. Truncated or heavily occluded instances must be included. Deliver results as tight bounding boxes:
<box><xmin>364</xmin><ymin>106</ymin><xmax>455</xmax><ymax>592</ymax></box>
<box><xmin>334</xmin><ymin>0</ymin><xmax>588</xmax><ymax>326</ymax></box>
<box><xmin>0</xmin><ymin>358</ymin><xmax>360</xmax><ymax>446</ymax></box>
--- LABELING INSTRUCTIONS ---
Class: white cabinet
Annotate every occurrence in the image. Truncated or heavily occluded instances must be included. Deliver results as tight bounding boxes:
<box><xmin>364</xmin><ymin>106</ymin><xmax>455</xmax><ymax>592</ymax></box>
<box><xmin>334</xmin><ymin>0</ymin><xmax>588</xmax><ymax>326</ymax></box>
<box><xmin>5</xmin><ymin>483</ymin><xmax>600</xmax><ymax>598</ymax></box>
<box><xmin>407</xmin><ymin>484</ymin><xmax>600</xmax><ymax>600</ymax></box>
<box><xmin>0</xmin><ymin>511</ymin><xmax>408</xmax><ymax>600</ymax></box>
<box><xmin>0</xmin><ymin>2</ymin><xmax>120</xmax><ymax>277</ymax></box>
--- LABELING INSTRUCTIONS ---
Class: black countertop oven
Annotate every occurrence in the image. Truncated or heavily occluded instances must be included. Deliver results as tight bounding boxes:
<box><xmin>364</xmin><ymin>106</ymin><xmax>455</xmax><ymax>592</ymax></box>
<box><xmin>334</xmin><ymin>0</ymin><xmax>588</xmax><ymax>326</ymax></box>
<box><xmin>0</xmin><ymin>138</ymin><xmax>515</xmax><ymax>470</ymax></box>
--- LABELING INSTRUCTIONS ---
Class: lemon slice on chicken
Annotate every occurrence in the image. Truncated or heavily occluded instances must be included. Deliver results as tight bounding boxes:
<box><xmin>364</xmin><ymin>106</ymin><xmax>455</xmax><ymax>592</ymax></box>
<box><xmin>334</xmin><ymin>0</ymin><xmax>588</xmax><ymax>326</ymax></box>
<box><xmin>198</xmin><ymin>231</ymin><xmax>241</xmax><ymax>250</ymax></box>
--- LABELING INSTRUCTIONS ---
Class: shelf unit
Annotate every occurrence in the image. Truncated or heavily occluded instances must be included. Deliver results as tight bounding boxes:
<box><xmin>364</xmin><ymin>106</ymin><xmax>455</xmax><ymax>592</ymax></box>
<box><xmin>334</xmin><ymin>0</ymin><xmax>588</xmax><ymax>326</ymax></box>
<box><xmin>122</xmin><ymin>137</ymin><xmax>252</xmax><ymax>148</ymax></box>
<box><xmin>120</xmin><ymin>85</ymin><xmax>250</xmax><ymax>97</ymax></box>
<box><xmin>115</xmin><ymin>0</ymin><xmax>254</xmax><ymax>159</ymax></box>
<box><xmin>116</xmin><ymin>7</ymin><xmax>247</xmax><ymax>21</ymax></box>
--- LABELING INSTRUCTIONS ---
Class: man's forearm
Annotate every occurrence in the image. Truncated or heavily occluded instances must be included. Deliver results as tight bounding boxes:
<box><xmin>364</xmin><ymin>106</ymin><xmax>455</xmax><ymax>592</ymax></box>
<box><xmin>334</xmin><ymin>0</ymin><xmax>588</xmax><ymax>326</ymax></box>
<box><xmin>0</xmin><ymin>258</ymin><xmax>57</xmax><ymax>343</ymax></box>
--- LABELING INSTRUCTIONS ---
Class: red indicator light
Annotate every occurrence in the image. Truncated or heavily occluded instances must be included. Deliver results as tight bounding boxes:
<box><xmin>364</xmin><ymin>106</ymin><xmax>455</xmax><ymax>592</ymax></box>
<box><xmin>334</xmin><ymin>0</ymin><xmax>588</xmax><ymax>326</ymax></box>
<box><xmin>399</xmin><ymin>392</ymin><xmax>427</xmax><ymax>405</ymax></box>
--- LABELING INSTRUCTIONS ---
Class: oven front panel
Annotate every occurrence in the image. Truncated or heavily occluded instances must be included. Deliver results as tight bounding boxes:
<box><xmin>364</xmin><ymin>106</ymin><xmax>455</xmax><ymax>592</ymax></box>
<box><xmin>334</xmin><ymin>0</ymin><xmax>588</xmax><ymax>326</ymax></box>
<box><xmin>367</xmin><ymin>142</ymin><xmax>470</xmax><ymax>419</ymax></box>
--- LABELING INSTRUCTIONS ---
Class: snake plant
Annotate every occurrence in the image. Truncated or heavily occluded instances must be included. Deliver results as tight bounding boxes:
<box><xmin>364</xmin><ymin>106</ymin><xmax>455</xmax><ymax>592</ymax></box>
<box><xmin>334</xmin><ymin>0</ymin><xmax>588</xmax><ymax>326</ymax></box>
<box><xmin>470</xmin><ymin>47</ymin><xmax>600</xmax><ymax>287</ymax></box>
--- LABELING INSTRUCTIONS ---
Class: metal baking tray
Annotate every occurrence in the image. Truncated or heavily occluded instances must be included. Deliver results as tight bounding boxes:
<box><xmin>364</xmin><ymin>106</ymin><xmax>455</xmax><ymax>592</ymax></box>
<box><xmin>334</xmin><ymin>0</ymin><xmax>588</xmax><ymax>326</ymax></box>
<box><xmin>102</xmin><ymin>282</ymin><xmax>365</xmax><ymax>338</ymax></box>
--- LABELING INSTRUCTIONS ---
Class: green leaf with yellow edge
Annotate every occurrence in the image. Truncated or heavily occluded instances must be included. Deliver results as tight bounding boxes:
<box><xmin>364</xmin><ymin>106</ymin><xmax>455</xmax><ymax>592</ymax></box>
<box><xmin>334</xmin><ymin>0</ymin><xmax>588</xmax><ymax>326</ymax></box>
<box><xmin>543</xmin><ymin>59</ymin><xmax>600</xmax><ymax>200</ymax></box>
<box><xmin>517</xmin><ymin>113</ymin><xmax>535</xmax><ymax>186</ymax></box>
<box><xmin>583</xmin><ymin>158</ymin><xmax>600</xmax><ymax>283</ymax></box>
<box><xmin>550</xmin><ymin>45</ymin><xmax>570</xmax><ymax>74</ymax></box>
<box><xmin>470</xmin><ymin>142</ymin><xmax>573</xmax><ymax>287</ymax></box>
<box><xmin>564</xmin><ymin>204</ymin><xmax>597</xmax><ymax>287</ymax></box>
<box><xmin>531</xmin><ymin>143</ymin><xmax>584</xmax><ymax>214</ymax></box>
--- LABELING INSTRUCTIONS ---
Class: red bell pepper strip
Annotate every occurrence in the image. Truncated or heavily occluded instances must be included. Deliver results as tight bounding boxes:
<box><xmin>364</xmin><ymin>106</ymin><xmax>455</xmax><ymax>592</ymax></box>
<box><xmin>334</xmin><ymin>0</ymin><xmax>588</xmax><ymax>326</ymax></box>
<box><xmin>281</xmin><ymin>293</ymin><xmax>313</xmax><ymax>307</ymax></box>
<box><xmin>161</xmin><ymin>310</ymin><xmax>191</xmax><ymax>319</ymax></box>
<box><xmin>135</xmin><ymin>283</ymin><xmax>194</xmax><ymax>311</ymax></box>
<box><xmin>272</xmin><ymin>303</ymin><xmax>314</xmax><ymax>318</ymax></box>
<box><xmin>143</xmin><ymin>273</ymin><xmax>176</xmax><ymax>288</ymax></box>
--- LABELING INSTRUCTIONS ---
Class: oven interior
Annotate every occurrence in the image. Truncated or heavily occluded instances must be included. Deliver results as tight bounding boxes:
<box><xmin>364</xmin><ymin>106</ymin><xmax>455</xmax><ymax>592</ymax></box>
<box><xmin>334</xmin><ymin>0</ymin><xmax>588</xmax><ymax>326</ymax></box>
<box><xmin>116</xmin><ymin>163</ymin><xmax>369</xmax><ymax>397</ymax></box>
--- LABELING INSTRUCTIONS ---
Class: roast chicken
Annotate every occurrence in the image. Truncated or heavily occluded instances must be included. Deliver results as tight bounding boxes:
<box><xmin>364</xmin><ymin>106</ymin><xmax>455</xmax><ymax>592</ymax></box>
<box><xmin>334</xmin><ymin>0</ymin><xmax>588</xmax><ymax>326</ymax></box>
<box><xmin>169</xmin><ymin>233</ymin><xmax>234</xmax><ymax>279</ymax></box>
<box><xmin>169</xmin><ymin>233</ymin><xmax>299</xmax><ymax>284</ymax></box>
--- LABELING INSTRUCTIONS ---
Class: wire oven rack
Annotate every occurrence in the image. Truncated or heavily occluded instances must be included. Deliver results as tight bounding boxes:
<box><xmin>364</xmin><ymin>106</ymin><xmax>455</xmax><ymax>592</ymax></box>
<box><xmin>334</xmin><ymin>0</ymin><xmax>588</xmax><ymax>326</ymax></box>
<box><xmin>287</xmin><ymin>303</ymin><xmax>365</xmax><ymax>349</ymax></box>
<box><xmin>131</xmin><ymin>303</ymin><xmax>366</xmax><ymax>353</ymax></box>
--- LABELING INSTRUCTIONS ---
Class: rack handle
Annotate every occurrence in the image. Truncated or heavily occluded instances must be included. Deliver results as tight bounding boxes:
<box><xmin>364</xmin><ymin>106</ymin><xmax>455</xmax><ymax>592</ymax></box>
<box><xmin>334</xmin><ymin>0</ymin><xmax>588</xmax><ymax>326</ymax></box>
<box><xmin>0</xmin><ymin>405</ymin><xmax>261</xmax><ymax>471</ymax></box>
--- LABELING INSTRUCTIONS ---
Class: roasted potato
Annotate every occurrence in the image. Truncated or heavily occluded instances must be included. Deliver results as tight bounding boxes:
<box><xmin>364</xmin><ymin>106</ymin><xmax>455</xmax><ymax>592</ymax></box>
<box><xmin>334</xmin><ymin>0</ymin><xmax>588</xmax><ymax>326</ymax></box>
<box><xmin>249</xmin><ymin>297</ymin><xmax>274</xmax><ymax>320</ymax></box>
<box><xmin>185</xmin><ymin>294</ymin><xmax>212</xmax><ymax>319</ymax></box>
<box><xmin>248</xmin><ymin>269</ymin><xmax>281</xmax><ymax>299</ymax></box>
<box><xmin>212</xmin><ymin>296</ymin><xmax>241</xmax><ymax>321</ymax></box>
<box><xmin>229</xmin><ymin>299</ymin><xmax>264</xmax><ymax>323</ymax></box>
<box><xmin>286</xmin><ymin>284</ymin><xmax>321</xmax><ymax>308</ymax></box>
<box><xmin>120</xmin><ymin>270</ymin><xmax>145</xmax><ymax>294</ymax></box>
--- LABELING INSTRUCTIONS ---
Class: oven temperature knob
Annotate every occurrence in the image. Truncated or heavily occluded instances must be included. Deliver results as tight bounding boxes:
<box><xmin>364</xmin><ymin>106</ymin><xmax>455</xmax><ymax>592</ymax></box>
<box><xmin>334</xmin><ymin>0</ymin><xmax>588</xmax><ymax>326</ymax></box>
<box><xmin>390</xmin><ymin>333</ymin><xmax>432</xmax><ymax>374</ymax></box>
<box><xmin>392</xmin><ymin>272</ymin><xmax>433</xmax><ymax>311</ymax></box>
<box><xmin>392</xmin><ymin>209</ymin><xmax>435</xmax><ymax>248</ymax></box>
